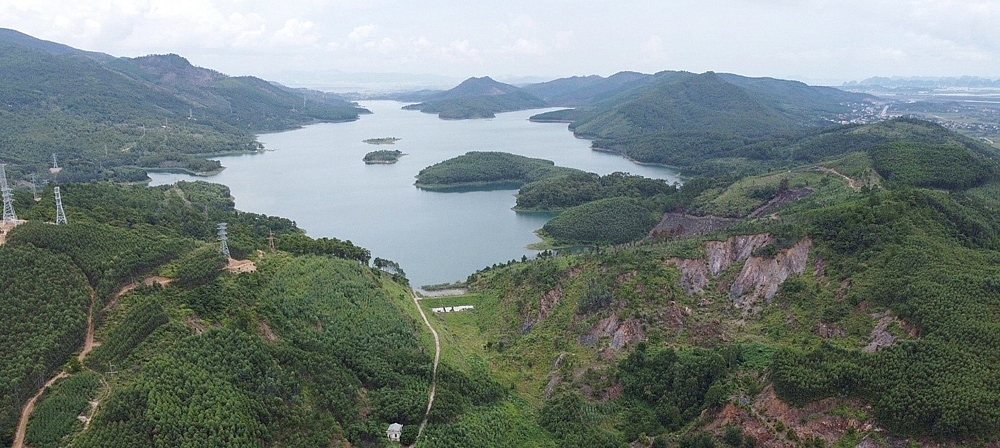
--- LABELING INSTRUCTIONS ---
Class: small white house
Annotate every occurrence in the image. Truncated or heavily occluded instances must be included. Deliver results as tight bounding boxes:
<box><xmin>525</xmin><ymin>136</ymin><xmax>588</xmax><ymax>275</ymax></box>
<box><xmin>387</xmin><ymin>423</ymin><xmax>403</xmax><ymax>442</ymax></box>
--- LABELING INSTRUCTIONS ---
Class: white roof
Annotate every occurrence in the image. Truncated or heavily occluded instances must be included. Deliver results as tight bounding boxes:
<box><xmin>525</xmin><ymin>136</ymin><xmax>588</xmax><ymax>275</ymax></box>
<box><xmin>388</xmin><ymin>423</ymin><xmax>403</xmax><ymax>431</ymax></box>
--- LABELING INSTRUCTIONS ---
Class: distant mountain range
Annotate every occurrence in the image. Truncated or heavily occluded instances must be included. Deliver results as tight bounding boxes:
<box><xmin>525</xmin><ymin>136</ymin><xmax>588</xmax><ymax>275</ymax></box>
<box><xmin>0</xmin><ymin>28</ymin><xmax>368</xmax><ymax>182</ymax></box>
<box><xmin>392</xmin><ymin>70</ymin><xmax>872</xmax><ymax>171</ymax></box>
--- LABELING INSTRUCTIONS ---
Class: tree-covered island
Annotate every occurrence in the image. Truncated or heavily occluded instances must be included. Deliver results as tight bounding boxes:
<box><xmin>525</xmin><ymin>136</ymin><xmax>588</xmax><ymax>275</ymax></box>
<box><xmin>363</xmin><ymin>137</ymin><xmax>401</xmax><ymax>145</ymax></box>
<box><xmin>414</xmin><ymin>151</ymin><xmax>584</xmax><ymax>191</ymax></box>
<box><xmin>363</xmin><ymin>149</ymin><xmax>404</xmax><ymax>164</ymax></box>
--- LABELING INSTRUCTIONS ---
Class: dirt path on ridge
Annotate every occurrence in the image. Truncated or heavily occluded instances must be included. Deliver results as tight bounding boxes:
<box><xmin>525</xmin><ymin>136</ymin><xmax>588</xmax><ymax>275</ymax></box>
<box><xmin>103</xmin><ymin>276</ymin><xmax>172</xmax><ymax>312</ymax></box>
<box><xmin>818</xmin><ymin>167</ymin><xmax>860</xmax><ymax>190</ymax></box>
<box><xmin>409</xmin><ymin>288</ymin><xmax>440</xmax><ymax>447</ymax></box>
<box><xmin>13</xmin><ymin>288</ymin><xmax>96</xmax><ymax>448</ymax></box>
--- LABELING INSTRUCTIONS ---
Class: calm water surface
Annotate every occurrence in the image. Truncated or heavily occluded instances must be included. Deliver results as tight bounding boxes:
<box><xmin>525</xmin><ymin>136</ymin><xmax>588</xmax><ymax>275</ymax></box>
<box><xmin>149</xmin><ymin>101</ymin><xmax>680</xmax><ymax>288</ymax></box>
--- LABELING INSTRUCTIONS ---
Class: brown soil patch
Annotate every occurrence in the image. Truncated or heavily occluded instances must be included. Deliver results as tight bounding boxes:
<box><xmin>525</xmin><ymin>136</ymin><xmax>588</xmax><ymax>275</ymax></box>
<box><xmin>704</xmin><ymin>385</ymin><xmax>869</xmax><ymax>447</ymax></box>
<box><xmin>747</xmin><ymin>187</ymin><xmax>813</xmax><ymax>219</ymax></box>
<box><xmin>225</xmin><ymin>258</ymin><xmax>257</xmax><ymax>273</ymax></box>
<box><xmin>259</xmin><ymin>321</ymin><xmax>278</xmax><ymax>341</ymax></box>
<box><xmin>650</xmin><ymin>213</ymin><xmax>739</xmax><ymax>238</ymax></box>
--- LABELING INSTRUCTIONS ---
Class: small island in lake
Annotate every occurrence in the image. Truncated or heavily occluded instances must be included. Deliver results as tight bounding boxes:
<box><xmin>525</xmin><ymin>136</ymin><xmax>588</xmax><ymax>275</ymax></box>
<box><xmin>414</xmin><ymin>151</ymin><xmax>583</xmax><ymax>191</ymax></box>
<box><xmin>363</xmin><ymin>137</ymin><xmax>401</xmax><ymax>145</ymax></box>
<box><xmin>363</xmin><ymin>149</ymin><xmax>404</xmax><ymax>164</ymax></box>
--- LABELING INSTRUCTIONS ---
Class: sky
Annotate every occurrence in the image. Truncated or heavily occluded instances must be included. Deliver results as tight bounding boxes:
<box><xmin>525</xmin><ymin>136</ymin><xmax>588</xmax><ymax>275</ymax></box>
<box><xmin>1</xmin><ymin>0</ymin><xmax>998</xmax><ymax>91</ymax></box>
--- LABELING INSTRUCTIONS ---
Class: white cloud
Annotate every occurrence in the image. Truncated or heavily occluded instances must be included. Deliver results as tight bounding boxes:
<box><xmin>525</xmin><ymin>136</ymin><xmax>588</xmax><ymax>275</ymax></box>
<box><xmin>642</xmin><ymin>36</ymin><xmax>666</xmax><ymax>62</ymax></box>
<box><xmin>348</xmin><ymin>24</ymin><xmax>376</xmax><ymax>42</ymax></box>
<box><xmin>501</xmin><ymin>38</ymin><xmax>544</xmax><ymax>55</ymax></box>
<box><xmin>273</xmin><ymin>18</ymin><xmax>318</xmax><ymax>46</ymax></box>
<box><xmin>412</xmin><ymin>36</ymin><xmax>433</xmax><ymax>52</ymax></box>
<box><xmin>437</xmin><ymin>39</ymin><xmax>481</xmax><ymax>63</ymax></box>
<box><xmin>0</xmin><ymin>0</ymin><xmax>998</xmax><ymax>85</ymax></box>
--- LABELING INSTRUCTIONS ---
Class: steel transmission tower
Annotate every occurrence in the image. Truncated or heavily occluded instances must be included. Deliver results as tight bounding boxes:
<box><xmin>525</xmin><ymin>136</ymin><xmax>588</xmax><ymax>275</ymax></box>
<box><xmin>52</xmin><ymin>154</ymin><xmax>58</xmax><ymax>169</ymax></box>
<box><xmin>54</xmin><ymin>187</ymin><xmax>67</xmax><ymax>225</ymax></box>
<box><xmin>0</xmin><ymin>164</ymin><xmax>17</xmax><ymax>224</ymax></box>
<box><xmin>217</xmin><ymin>223</ymin><xmax>231</xmax><ymax>259</ymax></box>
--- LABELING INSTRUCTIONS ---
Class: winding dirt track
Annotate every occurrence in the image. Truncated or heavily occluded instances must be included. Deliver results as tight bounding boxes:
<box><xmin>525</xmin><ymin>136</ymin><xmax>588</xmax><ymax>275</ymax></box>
<box><xmin>12</xmin><ymin>289</ymin><xmax>96</xmax><ymax>448</ymax></box>
<box><xmin>410</xmin><ymin>289</ymin><xmax>440</xmax><ymax>447</ymax></box>
<box><xmin>818</xmin><ymin>167</ymin><xmax>860</xmax><ymax>190</ymax></box>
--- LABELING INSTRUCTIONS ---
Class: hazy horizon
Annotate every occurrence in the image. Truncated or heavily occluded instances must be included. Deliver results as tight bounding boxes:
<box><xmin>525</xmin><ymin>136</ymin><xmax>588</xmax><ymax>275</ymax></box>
<box><xmin>2</xmin><ymin>1</ymin><xmax>999</xmax><ymax>91</ymax></box>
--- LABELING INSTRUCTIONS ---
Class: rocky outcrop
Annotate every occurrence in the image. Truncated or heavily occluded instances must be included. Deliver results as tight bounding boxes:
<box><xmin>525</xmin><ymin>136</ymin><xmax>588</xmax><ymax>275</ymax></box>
<box><xmin>579</xmin><ymin>314</ymin><xmax>645</xmax><ymax>360</ymax></box>
<box><xmin>668</xmin><ymin>258</ymin><xmax>711</xmax><ymax>294</ymax></box>
<box><xmin>666</xmin><ymin>233</ymin><xmax>774</xmax><ymax>294</ymax></box>
<box><xmin>706</xmin><ymin>233</ymin><xmax>774</xmax><ymax>275</ymax></box>
<box><xmin>666</xmin><ymin>233</ymin><xmax>812</xmax><ymax>310</ymax></box>
<box><xmin>522</xmin><ymin>285</ymin><xmax>564</xmax><ymax>333</ymax></box>
<box><xmin>730</xmin><ymin>239</ymin><xmax>811</xmax><ymax>309</ymax></box>
<box><xmin>863</xmin><ymin>312</ymin><xmax>917</xmax><ymax>353</ymax></box>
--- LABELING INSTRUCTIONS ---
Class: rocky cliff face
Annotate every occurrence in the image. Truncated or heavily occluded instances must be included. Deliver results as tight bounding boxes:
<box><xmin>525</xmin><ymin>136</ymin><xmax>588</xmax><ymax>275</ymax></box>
<box><xmin>579</xmin><ymin>313</ymin><xmax>646</xmax><ymax>360</ymax></box>
<box><xmin>706</xmin><ymin>233</ymin><xmax>775</xmax><ymax>275</ymax></box>
<box><xmin>730</xmin><ymin>239</ymin><xmax>811</xmax><ymax>309</ymax></box>
<box><xmin>667</xmin><ymin>234</ymin><xmax>811</xmax><ymax>310</ymax></box>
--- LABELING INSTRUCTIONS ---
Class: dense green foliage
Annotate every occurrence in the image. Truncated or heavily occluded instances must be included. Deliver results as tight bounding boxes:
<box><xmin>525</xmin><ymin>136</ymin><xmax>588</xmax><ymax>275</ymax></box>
<box><xmin>539</xmin><ymin>393</ymin><xmax>624</xmax><ymax>448</ymax></box>
<box><xmin>567</xmin><ymin>72</ymin><xmax>828</xmax><ymax>169</ymax></box>
<box><xmin>172</xmin><ymin>246</ymin><xmax>227</xmax><ymax>287</ymax></box>
<box><xmin>618</xmin><ymin>344</ymin><xmax>729</xmax><ymax>433</ymax></box>
<box><xmin>65</xmin><ymin>253</ymin><xmax>437</xmax><ymax>447</ymax></box>
<box><xmin>363</xmin><ymin>149</ymin><xmax>403</xmax><ymax>163</ymax></box>
<box><xmin>7</xmin><ymin>221</ymin><xmax>190</xmax><ymax>302</ymax></box>
<box><xmin>768</xmin><ymin>188</ymin><xmax>1000</xmax><ymax>439</ymax></box>
<box><xmin>86</xmin><ymin>302</ymin><xmax>169</xmax><ymax>369</ymax></box>
<box><xmin>871</xmin><ymin>141</ymin><xmax>997</xmax><ymax>190</ymax></box>
<box><xmin>517</xmin><ymin>171</ymin><xmax>677</xmax><ymax>211</ymax></box>
<box><xmin>540</xmin><ymin>197</ymin><xmax>660</xmax><ymax>245</ymax></box>
<box><xmin>530</xmin><ymin>71</ymin><xmax>871</xmax><ymax>173</ymax></box>
<box><xmin>415</xmin><ymin>152</ymin><xmax>583</xmax><ymax>190</ymax></box>
<box><xmin>0</xmin><ymin>245</ymin><xmax>90</xmax><ymax>445</ymax></box>
<box><xmin>0</xmin><ymin>32</ymin><xmax>365</xmax><ymax>182</ymax></box>
<box><xmin>23</xmin><ymin>372</ymin><xmax>101</xmax><ymax>448</ymax></box>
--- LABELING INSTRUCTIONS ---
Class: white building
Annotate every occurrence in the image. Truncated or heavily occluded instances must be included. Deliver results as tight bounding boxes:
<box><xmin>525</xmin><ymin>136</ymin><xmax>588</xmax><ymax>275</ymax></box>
<box><xmin>387</xmin><ymin>423</ymin><xmax>403</xmax><ymax>442</ymax></box>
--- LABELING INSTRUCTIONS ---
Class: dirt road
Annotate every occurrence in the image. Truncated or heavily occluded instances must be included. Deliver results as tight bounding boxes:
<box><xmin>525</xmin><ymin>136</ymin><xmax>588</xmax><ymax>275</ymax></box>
<box><xmin>410</xmin><ymin>289</ymin><xmax>440</xmax><ymax>446</ymax></box>
<box><xmin>818</xmin><ymin>167</ymin><xmax>860</xmax><ymax>190</ymax></box>
<box><xmin>13</xmin><ymin>289</ymin><xmax>96</xmax><ymax>448</ymax></box>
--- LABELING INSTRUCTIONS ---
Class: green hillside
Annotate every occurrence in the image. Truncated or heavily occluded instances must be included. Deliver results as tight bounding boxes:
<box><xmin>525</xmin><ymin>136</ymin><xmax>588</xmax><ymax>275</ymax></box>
<box><xmin>0</xmin><ymin>181</ymin><xmax>552</xmax><ymax>448</ymax></box>
<box><xmin>539</xmin><ymin>197</ymin><xmax>661</xmax><ymax>246</ymax></box>
<box><xmin>528</xmin><ymin>71</ymin><xmax>870</xmax><ymax>175</ymax></box>
<box><xmin>439</xmin><ymin>120</ymin><xmax>1000</xmax><ymax>446</ymax></box>
<box><xmin>402</xmin><ymin>77</ymin><xmax>546</xmax><ymax>119</ymax></box>
<box><xmin>0</xmin><ymin>29</ymin><xmax>367</xmax><ymax>183</ymax></box>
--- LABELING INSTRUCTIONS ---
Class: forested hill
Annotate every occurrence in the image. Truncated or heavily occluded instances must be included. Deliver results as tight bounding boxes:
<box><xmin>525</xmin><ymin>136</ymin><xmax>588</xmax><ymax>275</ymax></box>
<box><xmin>0</xmin><ymin>181</ymin><xmax>526</xmax><ymax>447</ymax></box>
<box><xmin>519</xmin><ymin>70</ymin><xmax>653</xmax><ymax>107</ymax></box>
<box><xmin>0</xmin><ymin>28</ymin><xmax>368</xmax><ymax>183</ymax></box>
<box><xmin>449</xmin><ymin>120</ymin><xmax>1000</xmax><ymax>446</ymax></box>
<box><xmin>529</xmin><ymin>71</ymin><xmax>872</xmax><ymax>174</ymax></box>
<box><xmin>401</xmin><ymin>76</ymin><xmax>546</xmax><ymax>119</ymax></box>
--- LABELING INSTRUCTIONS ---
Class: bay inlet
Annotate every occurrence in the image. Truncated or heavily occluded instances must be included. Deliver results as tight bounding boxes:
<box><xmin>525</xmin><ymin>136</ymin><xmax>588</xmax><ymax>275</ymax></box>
<box><xmin>149</xmin><ymin>101</ymin><xmax>681</xmax><ymax>288</ymax></box>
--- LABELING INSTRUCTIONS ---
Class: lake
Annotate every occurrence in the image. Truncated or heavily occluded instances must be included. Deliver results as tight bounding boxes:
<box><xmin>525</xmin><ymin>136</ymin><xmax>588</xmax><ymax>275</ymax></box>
<box><xmin>149</xmin><ymin>101</ymin><xmax>681</xmax><ymax>288</ymax></box>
